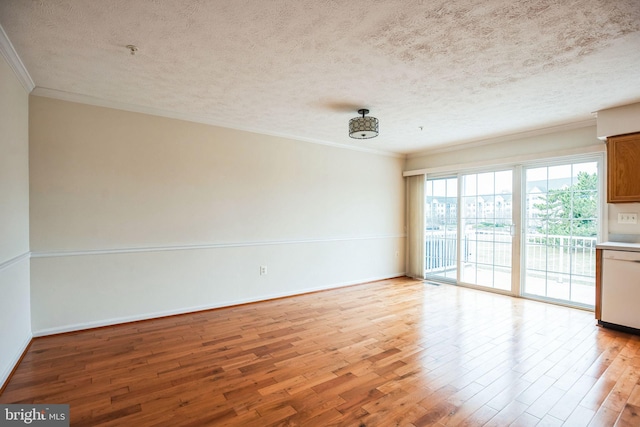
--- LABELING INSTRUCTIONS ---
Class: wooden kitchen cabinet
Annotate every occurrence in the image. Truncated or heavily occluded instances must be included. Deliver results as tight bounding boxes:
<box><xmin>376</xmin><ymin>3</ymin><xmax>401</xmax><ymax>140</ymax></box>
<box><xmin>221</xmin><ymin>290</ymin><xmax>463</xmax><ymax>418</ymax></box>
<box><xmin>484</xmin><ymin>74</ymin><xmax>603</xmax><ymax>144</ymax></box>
<box><xmin>607</xmin><ymin>132</ymin><xmax>640</xmax><ymax>203</ymax></box>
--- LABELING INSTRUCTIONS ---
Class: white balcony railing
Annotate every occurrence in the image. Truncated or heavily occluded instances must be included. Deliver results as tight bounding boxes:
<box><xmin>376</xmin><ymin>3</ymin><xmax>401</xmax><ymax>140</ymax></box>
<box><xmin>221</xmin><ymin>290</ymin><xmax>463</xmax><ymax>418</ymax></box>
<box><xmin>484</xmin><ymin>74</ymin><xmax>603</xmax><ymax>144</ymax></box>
<box><xmin>426</xmin><ymin>231</ymin><xmax>597</xmax><ymax>279</ymax></box>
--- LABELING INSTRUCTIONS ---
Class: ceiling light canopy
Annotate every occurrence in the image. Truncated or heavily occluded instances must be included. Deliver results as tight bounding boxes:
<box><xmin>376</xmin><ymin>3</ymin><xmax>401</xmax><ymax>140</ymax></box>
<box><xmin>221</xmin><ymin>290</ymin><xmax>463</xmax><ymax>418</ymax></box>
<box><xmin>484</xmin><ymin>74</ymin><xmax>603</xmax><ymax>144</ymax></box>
<box><xmin>349</xmin><ymin>109</ymin><xmax>378</xmax><ymax>139</ymax></box>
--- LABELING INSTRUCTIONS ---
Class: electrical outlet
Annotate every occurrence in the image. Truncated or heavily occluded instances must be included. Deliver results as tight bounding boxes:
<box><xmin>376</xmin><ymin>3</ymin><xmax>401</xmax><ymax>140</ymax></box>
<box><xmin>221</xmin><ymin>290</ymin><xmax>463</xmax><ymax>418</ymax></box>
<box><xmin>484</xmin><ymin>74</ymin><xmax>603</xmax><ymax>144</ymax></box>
<box><xmin>260</xmin><ymin>265</ymin><xmax>267</xmax><ymax>275</ymax></box>
<box><xmin>618</xmin><ymin>213</ymin><xmax>638</xmax><ymax>224</ymax></box>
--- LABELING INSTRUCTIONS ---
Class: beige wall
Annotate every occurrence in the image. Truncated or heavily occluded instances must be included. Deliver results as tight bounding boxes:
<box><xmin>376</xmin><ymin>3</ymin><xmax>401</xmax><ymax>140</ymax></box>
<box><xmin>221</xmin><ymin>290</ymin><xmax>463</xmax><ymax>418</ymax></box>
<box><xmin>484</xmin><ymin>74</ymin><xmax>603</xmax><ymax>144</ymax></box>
<box><xmin>29</xmin><ymin>96</ymin><xmax>406</xmax><ymax>334</ymax></box>
<box><xmin>0</xmin><ymin>54</ymin><xmax>31</xmax><ymax>387</ymax></box>
<box><xmin>0</xmin><ymin>60</ymin><xmax>29</xmax><ymax>260</ymax></box>
<box><xmin>608</xmin><ymin>202</ymin><xmax>640</xmax><ymax>242</ymax></box>
<box><xmin>30</xmin><ymin>97</ymin><xmax>403</xmax><ymax>251</ymax></box>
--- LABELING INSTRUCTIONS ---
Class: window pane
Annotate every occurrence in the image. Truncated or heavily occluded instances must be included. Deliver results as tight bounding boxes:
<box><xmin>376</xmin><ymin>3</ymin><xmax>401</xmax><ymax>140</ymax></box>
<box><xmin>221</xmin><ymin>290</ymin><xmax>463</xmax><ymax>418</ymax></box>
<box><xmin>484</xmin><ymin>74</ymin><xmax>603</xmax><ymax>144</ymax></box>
<box><xmin>425</xmin><ymin>180</ymin><xmax>433</xmax><ymax>197</ymax></box>
<box><xmin>572</xmin><ymin>162</ymin><xmax>598</xmax><ymax>183</ymax></box>
<box><xmin>425</xmin><ymin>177</ymin><xmax>458</xmax><ymax>282</ymax></box>
<box><xmin>496</xmin><ymin>170</ymin><xmax>512</xmax><ymax>194</ymax></box>
<box><xmin>461</xmin><ymin>262</ymin><xmax>476</xmax><ymax>284</ymax></box>
<box><xmin>459</xmin><ymin>170</ymin><xmax>512</xmax><ymax>290</ymax></box>
<box><xmin>494</xmin><ymin>243</ymin><xmax>512</xmax><ymax>268</ymax></box>
<box><xmin>477</xmin><ymin>172</ymin><xmax>494</xmax><ymax>195</ymax></box>
<box><xmin>548</xmin><ymin>165</ymin><xmax>571</xmax><ymax>190</ymax></box>
<box><xmin>527</xmin><ymin>167</ymin><xmax>547</xmax><ymax>184</ymax></box>
<box><xmin>446</xmin><ymin>178</ymin><xmax>458</xmax><ymax>197</ymax></box>
<box><xmin>462</xmin><ymin>196</ymin><xmax>477</xmax><ymax>218</ymax></box>
<box><xmin>463</xmin><ymin>175</ymin><xmax>477</xmax><ymax>196</ymax></box>
<box><xmin>526</xmin><ymin>244</ymin><xmax>546</xmax><ymax>271</ymax></box>
<box><xmin>433</xmin><ymin>179</ymin><xmax>446</xmax><ymax>197</ymax></box>
<box><xmin>547</xmin><ymin>273</ymin><xmax>570</xmax><ymax>301</ymax></box>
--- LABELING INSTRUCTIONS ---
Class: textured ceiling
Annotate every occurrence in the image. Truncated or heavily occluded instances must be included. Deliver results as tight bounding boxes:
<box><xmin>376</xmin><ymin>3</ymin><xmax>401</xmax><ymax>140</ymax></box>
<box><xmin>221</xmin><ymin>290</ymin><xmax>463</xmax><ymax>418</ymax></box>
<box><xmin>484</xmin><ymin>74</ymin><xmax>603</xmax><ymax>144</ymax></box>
<box><xmin>1</xmin><ymin>0</ymin><xmax>639</xmax><ymax>155</ymax></box>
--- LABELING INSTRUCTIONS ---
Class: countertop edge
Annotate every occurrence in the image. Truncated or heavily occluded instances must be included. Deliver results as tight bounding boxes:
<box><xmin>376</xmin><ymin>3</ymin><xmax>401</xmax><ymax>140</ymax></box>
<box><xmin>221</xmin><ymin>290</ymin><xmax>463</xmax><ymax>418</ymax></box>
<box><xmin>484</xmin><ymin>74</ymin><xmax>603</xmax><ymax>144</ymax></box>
<box><xmin>597</xmin><ymin>241</ymin><xmax>640</xmax><ymax>252</ymax></box>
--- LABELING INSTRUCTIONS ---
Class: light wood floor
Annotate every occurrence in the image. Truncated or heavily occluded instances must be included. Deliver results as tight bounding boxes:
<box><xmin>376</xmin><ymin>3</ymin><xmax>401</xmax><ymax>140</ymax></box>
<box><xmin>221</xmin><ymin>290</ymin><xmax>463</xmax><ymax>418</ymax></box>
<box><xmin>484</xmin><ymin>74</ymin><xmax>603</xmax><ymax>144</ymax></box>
<box><xmin>2</xmin><ymin>277</ymin><xmax>640</xmax><ymax>426</ymax></box>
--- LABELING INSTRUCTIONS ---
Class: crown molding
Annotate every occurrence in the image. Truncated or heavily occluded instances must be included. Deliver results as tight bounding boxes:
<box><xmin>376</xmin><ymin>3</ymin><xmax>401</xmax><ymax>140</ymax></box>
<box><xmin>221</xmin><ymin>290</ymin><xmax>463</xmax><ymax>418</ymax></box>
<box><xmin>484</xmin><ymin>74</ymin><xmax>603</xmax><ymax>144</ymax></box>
<box><xmin>0</xmin><ymin>24</ymin><xmax>35</xmax><ymax>93</ymax></box>
<box><xmin>30</xmin><ymin>87</ymin><xmax>405</xmax><ymax>159</ymax></box>
<box><xmin>407</xmin><ymin>118</ymin><xmax>597</xmax><ymax>159</ymax></box>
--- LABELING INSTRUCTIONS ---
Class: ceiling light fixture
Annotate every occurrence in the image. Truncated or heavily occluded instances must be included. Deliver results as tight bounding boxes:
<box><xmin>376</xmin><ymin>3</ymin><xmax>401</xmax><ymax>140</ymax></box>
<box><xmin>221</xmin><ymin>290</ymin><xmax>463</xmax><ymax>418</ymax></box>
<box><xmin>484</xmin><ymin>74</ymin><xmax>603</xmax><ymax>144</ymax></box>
<box><xmin>349</xmin><ymin>109</ymin><xmax>379</xmax><ymax>139</ymax></box>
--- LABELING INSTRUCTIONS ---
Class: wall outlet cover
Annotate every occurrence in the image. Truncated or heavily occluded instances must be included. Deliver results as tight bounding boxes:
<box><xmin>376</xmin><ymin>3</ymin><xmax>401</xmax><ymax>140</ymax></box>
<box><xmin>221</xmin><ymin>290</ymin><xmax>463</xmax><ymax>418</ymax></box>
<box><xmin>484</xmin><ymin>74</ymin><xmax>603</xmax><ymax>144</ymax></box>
<box><xmin>618</xmin><ymin>213</ymin><xmax>638</xmax><ymax>224</ymax></box>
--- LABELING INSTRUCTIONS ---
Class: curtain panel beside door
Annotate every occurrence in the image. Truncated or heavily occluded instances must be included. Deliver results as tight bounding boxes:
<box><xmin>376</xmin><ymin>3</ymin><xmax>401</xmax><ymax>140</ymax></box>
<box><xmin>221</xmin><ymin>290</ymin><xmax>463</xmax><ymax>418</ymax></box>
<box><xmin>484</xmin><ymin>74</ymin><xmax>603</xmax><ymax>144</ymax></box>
<box><xmin>406</xmin><ymin>175</ymin><xmax>425</xmax><ymax>279</ymax></box>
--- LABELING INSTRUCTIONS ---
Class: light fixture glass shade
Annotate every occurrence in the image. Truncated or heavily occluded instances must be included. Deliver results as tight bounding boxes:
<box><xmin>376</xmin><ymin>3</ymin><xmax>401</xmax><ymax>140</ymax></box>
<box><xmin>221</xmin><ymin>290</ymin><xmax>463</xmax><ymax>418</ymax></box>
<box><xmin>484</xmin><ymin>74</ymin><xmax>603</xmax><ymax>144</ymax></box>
<box><xmin>349</xmin><ymin>109</ymin><xmax>379</xmax><ymax>139</ymax></box>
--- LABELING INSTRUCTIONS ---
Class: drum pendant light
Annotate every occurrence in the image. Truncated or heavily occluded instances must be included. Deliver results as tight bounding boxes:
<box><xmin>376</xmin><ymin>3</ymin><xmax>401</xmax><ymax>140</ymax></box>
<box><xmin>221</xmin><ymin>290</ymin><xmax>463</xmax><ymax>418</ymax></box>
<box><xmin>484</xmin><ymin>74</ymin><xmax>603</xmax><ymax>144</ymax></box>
<box><xmin>349</xmin><ymin>109</ymin><xmax>379</xmax><ymax>139</ymax></box>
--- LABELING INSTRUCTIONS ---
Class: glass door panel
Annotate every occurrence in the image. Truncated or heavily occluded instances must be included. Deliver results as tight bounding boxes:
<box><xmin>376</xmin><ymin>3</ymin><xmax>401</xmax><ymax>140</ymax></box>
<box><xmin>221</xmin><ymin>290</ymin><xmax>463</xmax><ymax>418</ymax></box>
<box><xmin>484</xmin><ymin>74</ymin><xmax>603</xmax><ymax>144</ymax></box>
<box><xmin>523</xmin><ymin>161</ymin><xmax>598</xmax><ymax>307</ymax></box>
<box><xmin>460</xmin><ymin>170</ymin><xmax>513</xmax><ymax>290</ymax></box>
<box><xmin>425</xmin><ymin>177</ymin><xmax>458</xmax><ymax>282</ymax></box>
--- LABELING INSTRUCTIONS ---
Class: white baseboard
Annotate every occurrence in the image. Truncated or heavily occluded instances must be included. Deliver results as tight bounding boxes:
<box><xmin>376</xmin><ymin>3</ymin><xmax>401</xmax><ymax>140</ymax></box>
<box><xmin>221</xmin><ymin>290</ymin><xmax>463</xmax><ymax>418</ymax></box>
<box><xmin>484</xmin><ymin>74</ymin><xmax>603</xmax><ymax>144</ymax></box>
<box><xmin>32</xmin><ymin>273</ymin><xmax>405</xmax><ymax>337</ymax></box>
<box><xmin>0</xmin><ymin>334</ymin><xmax>32</xmax><ymax>390</ymax></box>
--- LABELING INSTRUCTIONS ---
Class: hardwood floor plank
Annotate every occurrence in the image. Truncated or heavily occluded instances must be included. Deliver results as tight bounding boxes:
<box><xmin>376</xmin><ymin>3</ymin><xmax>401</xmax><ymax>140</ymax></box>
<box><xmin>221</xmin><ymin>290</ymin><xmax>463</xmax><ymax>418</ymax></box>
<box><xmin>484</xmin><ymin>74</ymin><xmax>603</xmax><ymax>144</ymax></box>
<box><xmin>547</xmin><ymin>375</ymin><xmax>598</xmax><ymax>421</ymax></box>
<box><xmin>2</xmin><ymin>277</ymin><xmax>639</xmax><ymax>426</ymax></box>
<box><xmin>602</xmin><ymin>366</ymin><xmax>640</xmax><ymax>413</ymax></box>
<box><xmin>74</xmin><ymin>403</ymin><xmax>142</xmax><ymax>427</ymax></box>
<box><xmin>514</xmin><ymin>374</ymin><xmax>556</xmax><ymax>406</ymax></box>
<box><xmin>524</xmin><ymin>385</ymin><xmax>566</xmax><ymax>419</ymax></box>
<box><xmin>483</xmin><ymin>400</ymin><xmax>529</xmax><ymax>426</ymax></box>
<box><xmin>364</xmin><ymin>390</ymin><xmax>430</xmax><ymax>427</ymax></box>
<box><xmin>564</xmin><ymin>404</ymin><xmax>596</xmax><ymax>426</ymax></box>
<box><xmin>589</xmin><ymin>405</ymin><xmax>624</xmax><ymax>427</ymax></box>
<box><xmin>615</xmin><ymin>403</ymin><xmax>640</xmax><ymax>427</ymax></box>
<box><xmin>538</xmin><ymin>414</ymin><xmax>564</xmax><ymax>426</ymax></box>
<box><xmin>508</xmin><ymin>411</ymin><xmax>540</xmax><ymax>427</ymax></box>
<box><xmin>456</xmin><ymin>405</ymin><xmax>499</xmax><ymax>427</ymax></box>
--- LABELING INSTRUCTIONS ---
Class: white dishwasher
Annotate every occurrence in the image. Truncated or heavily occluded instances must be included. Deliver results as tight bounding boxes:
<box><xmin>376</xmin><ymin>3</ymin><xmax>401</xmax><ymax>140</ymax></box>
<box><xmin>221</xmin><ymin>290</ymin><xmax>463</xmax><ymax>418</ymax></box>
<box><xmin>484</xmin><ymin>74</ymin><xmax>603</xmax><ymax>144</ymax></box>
<box><xmin>601</xmin><ymin>249</ymin><xmax>640</xmax><ymax>330</ymax></box>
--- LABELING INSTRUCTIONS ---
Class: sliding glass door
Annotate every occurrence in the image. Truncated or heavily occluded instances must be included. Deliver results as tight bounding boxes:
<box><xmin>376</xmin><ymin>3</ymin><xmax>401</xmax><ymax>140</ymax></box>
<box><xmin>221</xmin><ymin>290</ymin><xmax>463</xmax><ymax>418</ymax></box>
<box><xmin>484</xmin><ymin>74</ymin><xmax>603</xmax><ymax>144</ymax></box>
<box><xmin>423</xmin><ymin>156</ymin><xmax>600</xmax><ymax>309</ymax></box>
<box><xmin>523</xmin><ymin>161</ymin><xmax>598</xmax><ymax>307</ymax></box>
<box><xmin>425</xmin><ymin>170</ymin><xmax>513</xmax><ymax>289</ymax></box>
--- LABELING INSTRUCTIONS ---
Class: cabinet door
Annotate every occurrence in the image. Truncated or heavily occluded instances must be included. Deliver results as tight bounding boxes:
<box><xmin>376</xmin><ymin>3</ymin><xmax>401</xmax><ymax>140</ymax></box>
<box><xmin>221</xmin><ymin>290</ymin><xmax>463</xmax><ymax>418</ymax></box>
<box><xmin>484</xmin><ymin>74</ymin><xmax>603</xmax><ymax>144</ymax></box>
<box><xmin>607</xmin><ymin>132</ymin><xmax>640</xmax><ymax>203</ymax></box>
